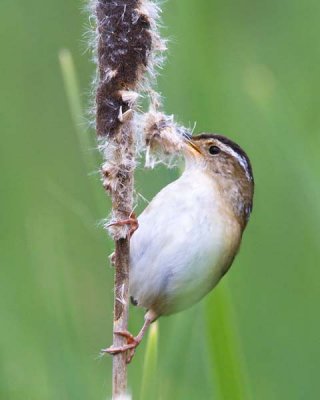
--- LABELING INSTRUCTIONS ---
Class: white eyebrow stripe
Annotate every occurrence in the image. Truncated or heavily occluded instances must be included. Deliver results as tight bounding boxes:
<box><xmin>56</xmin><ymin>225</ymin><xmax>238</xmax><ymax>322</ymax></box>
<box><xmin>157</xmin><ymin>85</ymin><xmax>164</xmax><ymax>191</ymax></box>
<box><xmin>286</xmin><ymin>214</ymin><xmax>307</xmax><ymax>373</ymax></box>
<box><xmin>218</xmin><ymin>143</ymin><xmax>252</xmax><ymax>180</ymax></box>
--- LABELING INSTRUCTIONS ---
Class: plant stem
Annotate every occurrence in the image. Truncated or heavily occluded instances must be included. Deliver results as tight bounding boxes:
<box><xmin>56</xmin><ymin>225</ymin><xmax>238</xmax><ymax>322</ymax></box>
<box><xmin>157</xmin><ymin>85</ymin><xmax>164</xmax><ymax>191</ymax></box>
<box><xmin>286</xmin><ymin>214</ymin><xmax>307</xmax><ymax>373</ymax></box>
<box><xmin>92</xmin><ymin>0</ymin><xmax>160</xmax><ymax>396</ymax></box>
<box><xmin>112</xmin><ymin>239</ymin><xmax>131</xmax><ymax>396</ymax></box>
<box><xmin>109</xmin><ymin>126</ymin><xmax>135</xmax><ymax>398</ymax></box>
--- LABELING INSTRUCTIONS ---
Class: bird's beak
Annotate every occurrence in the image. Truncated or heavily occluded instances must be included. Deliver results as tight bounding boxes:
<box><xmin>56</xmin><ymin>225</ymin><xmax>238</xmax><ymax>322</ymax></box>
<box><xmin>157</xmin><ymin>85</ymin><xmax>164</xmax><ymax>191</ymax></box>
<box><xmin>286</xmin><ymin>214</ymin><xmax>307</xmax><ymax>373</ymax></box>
<box><xmin>183</xmin><ymin>134</ymin><xmax>201</xmax><ymax>155</ymax></box>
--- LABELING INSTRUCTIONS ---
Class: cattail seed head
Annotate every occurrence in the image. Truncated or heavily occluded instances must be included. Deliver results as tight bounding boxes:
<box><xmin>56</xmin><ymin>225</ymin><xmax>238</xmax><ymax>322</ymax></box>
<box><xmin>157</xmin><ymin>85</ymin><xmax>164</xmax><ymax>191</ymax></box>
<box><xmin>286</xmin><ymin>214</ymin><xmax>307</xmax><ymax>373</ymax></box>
<box><xmin>94</xmin><ymin>0</ymin><xmax>153</xmax><ymax>137</ymax></box>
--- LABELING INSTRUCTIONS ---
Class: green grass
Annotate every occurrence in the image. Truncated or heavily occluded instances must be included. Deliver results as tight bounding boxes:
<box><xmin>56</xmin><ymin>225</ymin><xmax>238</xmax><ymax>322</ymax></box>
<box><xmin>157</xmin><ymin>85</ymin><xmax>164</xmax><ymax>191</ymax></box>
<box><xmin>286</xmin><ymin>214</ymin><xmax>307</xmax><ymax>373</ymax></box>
<box><xmin>140</xmin><ymin>321</ymin><xmax>159</xmax><ymax>400</ymax></box>
<box><xmin>1</xmin><ymin>0</ymin><xmax>320</xmax><ymax>399</ymax></box>
<box><xmin>206</xmin><ymin>283</ymin><xmax>252</xmax><ymax>400</ymax></box>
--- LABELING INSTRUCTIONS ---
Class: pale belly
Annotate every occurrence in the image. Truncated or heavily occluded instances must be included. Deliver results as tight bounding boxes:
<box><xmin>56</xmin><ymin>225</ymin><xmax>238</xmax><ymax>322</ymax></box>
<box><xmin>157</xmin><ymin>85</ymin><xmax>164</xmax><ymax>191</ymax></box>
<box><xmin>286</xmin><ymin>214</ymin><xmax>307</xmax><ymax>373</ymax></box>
<box><xmin>129</xmin><ymin>170</ymin><xmax>241</xmax><ymax>315</ymax></box>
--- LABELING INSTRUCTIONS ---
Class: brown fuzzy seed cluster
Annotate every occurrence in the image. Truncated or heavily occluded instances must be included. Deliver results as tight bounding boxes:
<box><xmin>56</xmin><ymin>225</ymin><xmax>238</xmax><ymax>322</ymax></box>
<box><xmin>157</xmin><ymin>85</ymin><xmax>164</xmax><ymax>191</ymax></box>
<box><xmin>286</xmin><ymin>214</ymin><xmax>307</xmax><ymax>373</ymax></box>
<box><xmin>96</xmin><ymin>0</ymin><xmax>152</xmax><ymax>136</ymax></box>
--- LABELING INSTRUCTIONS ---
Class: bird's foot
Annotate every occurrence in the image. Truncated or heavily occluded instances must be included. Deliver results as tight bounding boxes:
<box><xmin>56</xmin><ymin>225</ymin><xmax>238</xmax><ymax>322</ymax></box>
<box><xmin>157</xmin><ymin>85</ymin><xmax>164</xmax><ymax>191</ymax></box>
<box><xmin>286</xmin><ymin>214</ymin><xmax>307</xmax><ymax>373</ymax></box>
<box><xmin>107</xmin><ymin>212</ymin><xmax>138</xmax><ymax>238</ymax></box>
<box><xmin>101</xmin><ymin>330</ymin><xmax>141</xmax><ymax>363</ymax></box>
<box><xmin>101</xmin><ymin>311</ymin><xmax>156</xmax><ymax>363</ymax></box>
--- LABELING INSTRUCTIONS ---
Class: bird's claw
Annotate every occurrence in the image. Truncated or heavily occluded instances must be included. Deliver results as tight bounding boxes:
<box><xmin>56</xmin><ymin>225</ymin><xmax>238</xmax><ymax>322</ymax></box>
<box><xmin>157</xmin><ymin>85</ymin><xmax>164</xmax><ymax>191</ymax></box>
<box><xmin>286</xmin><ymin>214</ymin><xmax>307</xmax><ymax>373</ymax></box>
<box><xmin>101</xmin><ymin>330</ymin><xmax>140</xmax><ymax>364</ymax></box>
<box><xmin>107</xmin><ymin>213</ymin><xmax>139</xmax><ymax>238</ymax></box>
<box><xmin>114</xmin><ymin>330</ymin><xmax>136</xmax><ymax>342</ymax></box>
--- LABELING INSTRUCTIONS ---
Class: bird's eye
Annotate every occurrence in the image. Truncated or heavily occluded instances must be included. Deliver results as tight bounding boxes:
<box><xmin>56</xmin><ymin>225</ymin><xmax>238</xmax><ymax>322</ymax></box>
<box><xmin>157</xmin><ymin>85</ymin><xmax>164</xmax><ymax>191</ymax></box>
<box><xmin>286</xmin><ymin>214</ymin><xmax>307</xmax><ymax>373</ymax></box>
<box><xmin>209</xmin><ymin>145</ymin><xmax>221</xmax><ymax>155</ymax></box>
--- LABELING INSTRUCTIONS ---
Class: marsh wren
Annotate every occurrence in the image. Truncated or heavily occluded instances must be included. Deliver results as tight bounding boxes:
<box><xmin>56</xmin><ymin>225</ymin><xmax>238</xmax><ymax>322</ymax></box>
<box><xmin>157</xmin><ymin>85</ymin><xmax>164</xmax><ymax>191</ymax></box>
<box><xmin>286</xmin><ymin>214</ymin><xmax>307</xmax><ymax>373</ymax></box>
<box><xmin>105</xmin><ymin>133</ymin><xmax>254</xmax><ymax>361</ymax></box>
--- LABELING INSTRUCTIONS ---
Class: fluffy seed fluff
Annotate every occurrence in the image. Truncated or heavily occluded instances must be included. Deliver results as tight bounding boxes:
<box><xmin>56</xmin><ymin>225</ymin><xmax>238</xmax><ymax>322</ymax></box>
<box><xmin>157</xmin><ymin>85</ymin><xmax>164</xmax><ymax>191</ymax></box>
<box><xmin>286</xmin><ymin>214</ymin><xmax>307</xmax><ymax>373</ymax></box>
<box><xmin>141</xmin><ymin>110</ymin><xmax>191</xmax><ymax>168</ymax></box>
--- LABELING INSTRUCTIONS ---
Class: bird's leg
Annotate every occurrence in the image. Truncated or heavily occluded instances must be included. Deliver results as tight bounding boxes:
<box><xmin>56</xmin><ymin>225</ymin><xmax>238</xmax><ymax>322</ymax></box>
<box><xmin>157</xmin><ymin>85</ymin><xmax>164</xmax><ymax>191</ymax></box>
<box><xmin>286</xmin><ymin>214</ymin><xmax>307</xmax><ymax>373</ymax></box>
<box><xmin>102</xmin><ymin>310</ymin><xmax>158</xmax><ymax>363</ymax></box>
<box><xmin>107</xmin><ymin>211</ymin><xmax>139</xmax><ymax>237</ymax></box>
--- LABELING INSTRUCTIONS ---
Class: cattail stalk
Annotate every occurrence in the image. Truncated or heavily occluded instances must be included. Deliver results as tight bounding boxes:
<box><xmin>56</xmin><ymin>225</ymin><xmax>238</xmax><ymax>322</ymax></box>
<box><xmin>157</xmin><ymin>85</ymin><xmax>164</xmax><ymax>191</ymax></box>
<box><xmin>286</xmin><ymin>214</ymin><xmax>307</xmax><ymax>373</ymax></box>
<box><xmin>92</xmin><ymin>0</ymin><xmax>153</xmax><ymax>397</ymax></box>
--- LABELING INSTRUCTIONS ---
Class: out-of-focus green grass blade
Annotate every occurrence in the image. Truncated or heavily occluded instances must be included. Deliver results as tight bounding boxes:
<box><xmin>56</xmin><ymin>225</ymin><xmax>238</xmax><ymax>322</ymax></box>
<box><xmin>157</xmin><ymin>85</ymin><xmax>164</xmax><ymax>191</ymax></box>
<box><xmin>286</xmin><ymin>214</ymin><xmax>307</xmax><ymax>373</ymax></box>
<box><xmin>140</xmin><ymin>321</ymin><xmax>159</xmax><ymax>400</ymax></box>
<box><xmin>59</xmin><ymin>48</ymin><xmax>104</xmax><ymax>215</ymax></box>
<box><xmin>59</xmin><ymin>49</ymin><xmax>83</xmax><ymax>132</ymax></box>
<box><xmin>206</xmin><ymin>283</ymin><xmax>252</xmax><ymax>400</ymax></box>
<box><xmin>58</xmin><ymin>48</ymin><xmax>97</xmax><ymax>173</ymax></box>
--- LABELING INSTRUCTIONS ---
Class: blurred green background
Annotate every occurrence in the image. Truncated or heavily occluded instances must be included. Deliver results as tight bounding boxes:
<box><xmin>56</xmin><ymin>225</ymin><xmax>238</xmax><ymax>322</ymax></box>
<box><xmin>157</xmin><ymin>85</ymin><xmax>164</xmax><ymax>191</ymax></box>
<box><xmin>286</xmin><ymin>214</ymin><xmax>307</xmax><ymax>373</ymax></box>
<box><xmin>1</xmin><ymin>0</ymin><xmax>320</xmax><ymax>399</ymax></box>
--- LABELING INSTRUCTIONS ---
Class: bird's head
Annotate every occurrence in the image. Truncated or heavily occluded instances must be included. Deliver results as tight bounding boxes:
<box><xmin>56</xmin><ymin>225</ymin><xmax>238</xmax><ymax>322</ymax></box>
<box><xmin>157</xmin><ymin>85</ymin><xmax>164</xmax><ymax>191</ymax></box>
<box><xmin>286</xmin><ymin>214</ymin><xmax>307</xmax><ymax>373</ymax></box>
<box><xmin>183</xmin><ymin>133</ymin><xmax>254</xmax><ymax>226</ymax></box>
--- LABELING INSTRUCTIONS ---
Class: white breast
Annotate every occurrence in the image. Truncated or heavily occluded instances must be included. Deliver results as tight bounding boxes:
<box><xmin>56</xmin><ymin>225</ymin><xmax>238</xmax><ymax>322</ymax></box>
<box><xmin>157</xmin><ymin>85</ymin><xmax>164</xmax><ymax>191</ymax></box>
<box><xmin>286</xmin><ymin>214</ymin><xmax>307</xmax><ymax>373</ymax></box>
<box><xmin>129</xmin><ymin>169</ymin><xmax>241</xmax><ymax>315</ymax></box>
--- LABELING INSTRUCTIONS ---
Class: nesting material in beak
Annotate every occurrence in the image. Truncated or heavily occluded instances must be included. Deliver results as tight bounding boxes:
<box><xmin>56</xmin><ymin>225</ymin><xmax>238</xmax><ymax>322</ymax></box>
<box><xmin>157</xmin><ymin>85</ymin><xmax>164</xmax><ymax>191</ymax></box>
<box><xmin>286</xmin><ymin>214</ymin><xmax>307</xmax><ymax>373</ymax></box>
<box><xmin>143</xmin><ymin>111</ymin><xmax>190</xmax><ymax>167</ymax></box>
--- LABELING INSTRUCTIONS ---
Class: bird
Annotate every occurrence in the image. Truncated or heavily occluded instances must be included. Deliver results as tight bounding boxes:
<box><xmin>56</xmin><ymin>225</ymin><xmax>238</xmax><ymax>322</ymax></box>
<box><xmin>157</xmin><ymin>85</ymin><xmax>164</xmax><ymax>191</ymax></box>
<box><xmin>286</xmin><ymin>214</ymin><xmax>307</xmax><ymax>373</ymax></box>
<box><xmin>104</xmin><ymin>133</ymin><xmax>254</xmax><ymax>362</ymax></box>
